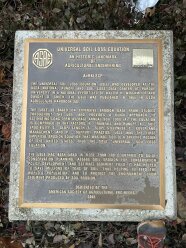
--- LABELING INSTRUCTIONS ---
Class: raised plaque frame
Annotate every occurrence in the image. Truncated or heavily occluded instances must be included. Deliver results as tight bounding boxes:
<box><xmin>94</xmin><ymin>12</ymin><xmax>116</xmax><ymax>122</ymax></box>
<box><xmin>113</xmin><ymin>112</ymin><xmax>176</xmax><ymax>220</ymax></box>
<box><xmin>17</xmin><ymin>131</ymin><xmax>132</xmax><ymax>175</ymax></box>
<box><xmin>9</xmin><ymin>31</ymin><xmax>176</xmax><ymax>221</ymax></box>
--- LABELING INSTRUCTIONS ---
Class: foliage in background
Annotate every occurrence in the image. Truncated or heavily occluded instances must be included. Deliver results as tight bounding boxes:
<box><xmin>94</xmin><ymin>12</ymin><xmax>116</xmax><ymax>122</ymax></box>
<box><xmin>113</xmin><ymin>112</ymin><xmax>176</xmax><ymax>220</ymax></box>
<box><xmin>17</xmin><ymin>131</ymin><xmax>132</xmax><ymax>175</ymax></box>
<box><xmin>0</xmin><ymin>0</ymin><xmax>186</xmax><ymax>247</ymax></box>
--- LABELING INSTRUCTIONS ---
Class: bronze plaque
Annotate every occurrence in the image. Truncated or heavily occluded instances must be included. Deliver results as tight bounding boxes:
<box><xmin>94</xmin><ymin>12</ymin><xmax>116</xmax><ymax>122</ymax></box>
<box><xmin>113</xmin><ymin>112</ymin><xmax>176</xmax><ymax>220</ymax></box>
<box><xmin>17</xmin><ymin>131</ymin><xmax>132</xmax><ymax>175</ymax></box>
<box><xmin>19</xmin><ymin>39</ymin><xmax>164</xmax><ymax>209</ymax></box>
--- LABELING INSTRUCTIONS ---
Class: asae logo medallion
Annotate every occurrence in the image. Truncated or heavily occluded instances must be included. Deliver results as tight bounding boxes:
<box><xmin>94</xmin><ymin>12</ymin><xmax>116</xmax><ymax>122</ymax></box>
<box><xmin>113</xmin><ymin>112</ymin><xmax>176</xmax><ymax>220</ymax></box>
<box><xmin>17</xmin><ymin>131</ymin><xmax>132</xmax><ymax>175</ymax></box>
<box><xmin>32</xmin><ymin>49</ymin><xmax>53</xmax><ymax>69</ymax></box>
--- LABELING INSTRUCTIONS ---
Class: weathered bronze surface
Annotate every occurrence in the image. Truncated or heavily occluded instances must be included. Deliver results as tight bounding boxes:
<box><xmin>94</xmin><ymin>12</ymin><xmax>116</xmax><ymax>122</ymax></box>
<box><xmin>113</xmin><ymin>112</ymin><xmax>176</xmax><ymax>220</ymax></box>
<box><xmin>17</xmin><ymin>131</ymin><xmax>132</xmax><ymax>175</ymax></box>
<box><xmin>19</xmin><ymin>39</ymin><xmax>164</xmax><ymax>209</ymax></box>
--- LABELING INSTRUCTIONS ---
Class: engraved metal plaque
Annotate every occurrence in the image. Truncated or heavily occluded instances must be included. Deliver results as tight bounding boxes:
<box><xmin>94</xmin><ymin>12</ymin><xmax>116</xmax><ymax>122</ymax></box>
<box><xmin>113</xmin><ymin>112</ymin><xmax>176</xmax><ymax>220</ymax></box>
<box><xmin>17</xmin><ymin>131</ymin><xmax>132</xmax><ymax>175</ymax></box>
<box><xmin>19</xmin><ymin>39</ymin><xmax>164</xmax><ymax>210</ymax></box>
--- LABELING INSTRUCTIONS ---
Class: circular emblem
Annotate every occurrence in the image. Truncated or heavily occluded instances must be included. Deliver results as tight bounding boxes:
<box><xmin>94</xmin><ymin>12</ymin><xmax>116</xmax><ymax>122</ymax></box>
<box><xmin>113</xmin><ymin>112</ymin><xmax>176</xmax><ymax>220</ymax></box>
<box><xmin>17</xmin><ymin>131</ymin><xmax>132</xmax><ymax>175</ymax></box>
<box><xmin>32</xmin><ymin>49</ymin><xmax>53</xmax><ymax>69</ymax></box>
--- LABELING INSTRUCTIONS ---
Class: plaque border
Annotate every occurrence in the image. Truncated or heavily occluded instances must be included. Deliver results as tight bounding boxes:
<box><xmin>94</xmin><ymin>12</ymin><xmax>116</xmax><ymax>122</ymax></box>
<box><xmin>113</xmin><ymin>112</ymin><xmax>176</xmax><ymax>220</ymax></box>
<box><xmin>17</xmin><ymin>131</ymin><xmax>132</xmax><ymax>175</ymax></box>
<box><xmin>19</xmin><ymin>38</ymin><xmax>164</xmax><ymax>210</ymax></box>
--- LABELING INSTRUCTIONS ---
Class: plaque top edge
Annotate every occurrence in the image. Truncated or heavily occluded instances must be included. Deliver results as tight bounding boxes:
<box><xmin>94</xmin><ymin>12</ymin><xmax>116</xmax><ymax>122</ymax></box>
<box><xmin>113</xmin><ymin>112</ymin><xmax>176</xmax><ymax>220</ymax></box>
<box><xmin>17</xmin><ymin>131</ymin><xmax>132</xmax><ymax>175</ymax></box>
<box><xmin>24</xmin><ymin>38</ymin><xmax>163</xmax><ymax>44</ymax></box>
